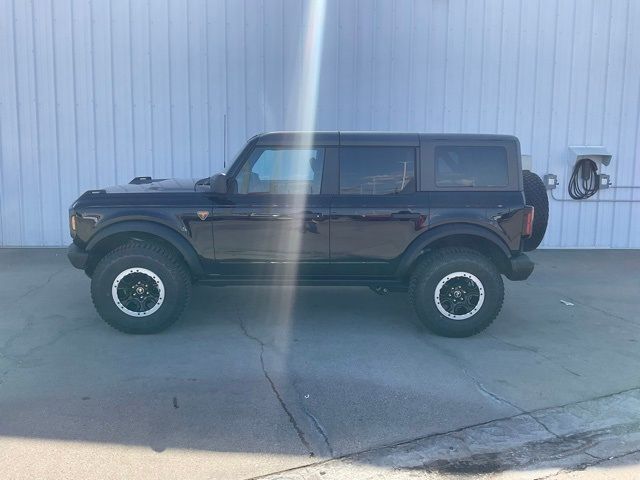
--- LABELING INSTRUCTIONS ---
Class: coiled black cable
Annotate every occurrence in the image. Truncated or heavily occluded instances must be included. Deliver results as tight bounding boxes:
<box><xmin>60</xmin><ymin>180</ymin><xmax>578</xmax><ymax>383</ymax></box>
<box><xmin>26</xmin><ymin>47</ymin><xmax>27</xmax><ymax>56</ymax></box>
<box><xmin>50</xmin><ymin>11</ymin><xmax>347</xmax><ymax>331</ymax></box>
<box><xmin>568</xmin><ymin>158</ymin><xmax>599</xmax><ymax>200</ymax></box>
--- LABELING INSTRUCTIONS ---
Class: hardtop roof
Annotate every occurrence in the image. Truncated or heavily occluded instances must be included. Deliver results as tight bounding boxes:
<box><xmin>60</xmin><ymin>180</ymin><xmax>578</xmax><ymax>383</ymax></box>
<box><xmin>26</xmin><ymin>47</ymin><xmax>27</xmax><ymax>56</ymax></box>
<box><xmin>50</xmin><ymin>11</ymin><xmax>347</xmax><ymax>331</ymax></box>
<box><xmin>255</xmin><ymin>131</ymin><xmax>518</xmax><ymax>147</ymax></box>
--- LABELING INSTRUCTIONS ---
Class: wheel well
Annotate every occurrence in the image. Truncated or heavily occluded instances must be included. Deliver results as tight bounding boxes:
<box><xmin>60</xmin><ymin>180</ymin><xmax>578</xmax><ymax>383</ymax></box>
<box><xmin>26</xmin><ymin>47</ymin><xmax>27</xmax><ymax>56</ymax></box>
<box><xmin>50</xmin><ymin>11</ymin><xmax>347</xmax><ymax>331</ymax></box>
<box><xmin>85</xmin><ymin>232</ymin><xmax>189</xmax><ymax>277</ymax></box>
<box><xmin>409</xmin><ymin>234</ymin><xmax>511</xmax><ymax>277</ymax></box>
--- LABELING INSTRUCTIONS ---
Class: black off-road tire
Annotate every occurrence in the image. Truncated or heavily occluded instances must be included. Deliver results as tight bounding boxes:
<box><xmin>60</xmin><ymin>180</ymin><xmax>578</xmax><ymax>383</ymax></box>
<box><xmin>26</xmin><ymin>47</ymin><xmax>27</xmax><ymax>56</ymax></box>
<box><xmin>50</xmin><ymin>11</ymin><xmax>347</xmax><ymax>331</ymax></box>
<box><xmin>522</xmin><ymin>170</ymin><xmax>549</xmax><ymax>251</ymax></box>
<box><xmin>90</xmin><ymin>242</ymin><xmax>191</xmax><ymax>334</ymax></box>
<box><xmin>409</xmin><ymin>247</ymin><xmax>504</xmax><ymax>338</ymax></box>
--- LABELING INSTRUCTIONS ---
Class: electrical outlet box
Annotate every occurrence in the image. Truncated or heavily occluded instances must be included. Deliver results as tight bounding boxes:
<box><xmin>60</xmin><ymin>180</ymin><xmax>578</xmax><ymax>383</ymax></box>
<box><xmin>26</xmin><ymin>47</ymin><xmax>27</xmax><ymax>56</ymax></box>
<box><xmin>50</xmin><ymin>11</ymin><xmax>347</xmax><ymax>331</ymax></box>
<box><xmin>598</xmin><ymin>174</ymin><xmax>611</xmax><ymax>189</ymax></box>
<box><xmin>543</xmin><ymin>174</ymin><xmax>558</xmax><ymax>190</ymax></box>
<box><xmin>521</xmin><ymin>154</ymin><xmax>532</xmax><ymax>171</ymax></box>
<box><xmin>568</xmin><ymin>146</ymin><xmax>612</xmax><ymax>167</ymax></box>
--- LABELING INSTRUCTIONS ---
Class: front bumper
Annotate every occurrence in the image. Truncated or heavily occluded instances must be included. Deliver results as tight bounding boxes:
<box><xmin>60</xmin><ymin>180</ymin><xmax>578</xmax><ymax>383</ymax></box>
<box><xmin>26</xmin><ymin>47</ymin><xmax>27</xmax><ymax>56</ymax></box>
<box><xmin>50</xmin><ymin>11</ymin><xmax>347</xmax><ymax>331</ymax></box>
<box><xmin>505</xmin><ymin>253</ymin><xmax>534</xmax><ymax>281</ymax></box>
<box><xmin>67</xmin><ymin>243</ymin><xmax>89</xmax><ymax>270</ymax></box>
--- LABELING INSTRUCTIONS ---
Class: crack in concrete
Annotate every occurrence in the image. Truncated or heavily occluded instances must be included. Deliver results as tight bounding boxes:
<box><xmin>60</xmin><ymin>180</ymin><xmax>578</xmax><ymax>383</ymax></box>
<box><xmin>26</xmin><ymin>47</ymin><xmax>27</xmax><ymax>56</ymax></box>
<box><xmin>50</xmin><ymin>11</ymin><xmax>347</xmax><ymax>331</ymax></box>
<box><xmin>1</xmin><ymin>267</ymin><xmax>69</xmax><ymax>363</ymax></box>
<box><xmin>293</xmin><ymin>382</ymin><xmax>334</xmax><ymax>457</ymax></box>
<box><xmin>461</xmin><ymin>367</ymin><xmax>525</xmax><ymax>414</ymax></box>
<box><xmin>289</xmin><ymin>377</ymin><xmax>334</xmax><ymax>457</ymax></box>
<box><xmin>529</xmin><ymin>414</ymin><xmax>560</xmax><ymax>439</ymax></box>
<box><xmin>13</xmin><ymin>267</ymin><xmax>66</xmax><ymax>302</ymax></box>
<box><xmin>249</xmin><ymin>387</ymin><xmax>640</xmax><ymax>480</ymax></box>
<box><xmin>534</xmin><ymin>446</ymin><xmax>640</xmax><ymax>479</ymax></box>
<box><xmin>416</xmin><ymin>424</ymin><xmax>615</xmax><ymax>477</ymax></box>
<box><xmin>488</xmin><ymin>333</ymin><xmax>582</xmax><ymax>377</ymax></box>
<box><xmin>412</xmin><ymin>319</ymin><xmax>528</xmax><ymax>415</ymax></box>
<box><xmin>236</xmin><ymin>309</ymin><xmax>315</xmax><ymax>457</ymax></box>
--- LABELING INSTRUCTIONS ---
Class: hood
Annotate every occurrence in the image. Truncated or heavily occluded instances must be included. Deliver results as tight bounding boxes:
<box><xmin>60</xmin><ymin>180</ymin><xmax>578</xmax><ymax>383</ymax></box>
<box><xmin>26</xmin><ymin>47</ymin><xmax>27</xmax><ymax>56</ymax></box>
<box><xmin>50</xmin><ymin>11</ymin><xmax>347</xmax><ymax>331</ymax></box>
<box><xmin>102</xmin><ymin>178</ymin><xmax>201</xmax><ymax>194</ymax></box>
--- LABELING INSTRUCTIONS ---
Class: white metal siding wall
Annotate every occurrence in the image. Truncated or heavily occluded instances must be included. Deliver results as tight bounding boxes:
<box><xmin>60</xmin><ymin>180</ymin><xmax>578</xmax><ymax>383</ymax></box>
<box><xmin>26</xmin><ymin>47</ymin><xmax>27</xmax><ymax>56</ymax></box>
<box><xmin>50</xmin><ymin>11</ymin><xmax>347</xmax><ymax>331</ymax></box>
<box><xmin>0</xmin><ymin>0</ymin><xmax>638</xmax><ymax>247</ymax></box>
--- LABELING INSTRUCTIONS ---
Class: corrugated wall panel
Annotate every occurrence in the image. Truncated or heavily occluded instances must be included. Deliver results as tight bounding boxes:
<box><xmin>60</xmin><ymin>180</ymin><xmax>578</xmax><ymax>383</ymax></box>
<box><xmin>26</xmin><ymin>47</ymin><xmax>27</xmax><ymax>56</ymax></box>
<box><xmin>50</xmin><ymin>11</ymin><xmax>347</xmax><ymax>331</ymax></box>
<box><xmin>0</xmin><ymin>0</ymin><xmax>638</xmax><ymax>247</ymax></box>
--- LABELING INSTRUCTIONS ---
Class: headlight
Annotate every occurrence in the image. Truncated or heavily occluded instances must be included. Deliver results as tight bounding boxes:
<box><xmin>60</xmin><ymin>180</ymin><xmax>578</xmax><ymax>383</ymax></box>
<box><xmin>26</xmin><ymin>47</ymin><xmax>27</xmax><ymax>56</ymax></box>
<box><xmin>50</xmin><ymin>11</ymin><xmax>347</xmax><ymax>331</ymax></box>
<box><xmin>69</xmin><ymin>214</ymin><xmax>77</xmax><ymax>236</ymax></box>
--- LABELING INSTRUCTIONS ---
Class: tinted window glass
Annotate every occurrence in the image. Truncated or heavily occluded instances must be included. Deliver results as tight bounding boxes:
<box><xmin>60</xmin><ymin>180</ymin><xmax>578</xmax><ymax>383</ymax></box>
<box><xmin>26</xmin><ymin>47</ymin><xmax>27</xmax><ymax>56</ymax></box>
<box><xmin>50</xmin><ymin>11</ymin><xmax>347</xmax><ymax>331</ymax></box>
<box><xmin>435</xmin><ymin>146</ymin><xmax>508</xmax><ymax>187</ymax></box>
<box><xmin>340</xmin><ymin>147</ymin><xmax>415</xmax><ymax>195</ymax></box>
<box><xmin>235</xmin><ymin>148</ymin><xmax>324</xmax><ymax>194</ymax></box>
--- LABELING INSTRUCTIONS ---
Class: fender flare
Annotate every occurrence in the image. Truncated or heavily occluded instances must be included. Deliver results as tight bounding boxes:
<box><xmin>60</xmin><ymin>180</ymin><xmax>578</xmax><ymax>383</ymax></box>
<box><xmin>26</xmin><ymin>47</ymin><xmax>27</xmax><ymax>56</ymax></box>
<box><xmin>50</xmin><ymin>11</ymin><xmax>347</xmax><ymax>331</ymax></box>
<box><xmin>86</xmin><ymin>220</ymin><xmax>204</xmax><ymax>277</ymax></box>
<box><xmin>395</xmin><ymin>223</ymin><xmax>512</xmax><ymax>277</ymax></box>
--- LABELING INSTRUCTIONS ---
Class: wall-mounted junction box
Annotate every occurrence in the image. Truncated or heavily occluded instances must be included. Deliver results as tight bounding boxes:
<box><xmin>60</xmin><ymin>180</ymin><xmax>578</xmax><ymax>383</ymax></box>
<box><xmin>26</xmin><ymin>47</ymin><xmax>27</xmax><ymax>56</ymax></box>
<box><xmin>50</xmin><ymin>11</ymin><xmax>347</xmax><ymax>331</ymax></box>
<box><xmin>598</xmin><ymin>173</ymin><xmax>611</xmax><ymax>189</ymax></box>
<box><xmin>543</xmin><ymin>174</ymin><xmax>558</xmax><ymax>190</ymax></box>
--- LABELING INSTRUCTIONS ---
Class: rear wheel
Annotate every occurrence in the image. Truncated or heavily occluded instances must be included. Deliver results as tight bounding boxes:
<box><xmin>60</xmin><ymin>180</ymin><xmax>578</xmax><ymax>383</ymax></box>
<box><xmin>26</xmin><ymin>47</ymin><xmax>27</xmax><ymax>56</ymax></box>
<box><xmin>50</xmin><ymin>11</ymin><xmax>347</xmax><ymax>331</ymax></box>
<box><xmin>409</xmin><ymin>247</ymin><xmax>504</xmax><ymax>337</ymax></box>
<box><xmin>90</xmin><ymin>242</ymin><xmax>191</xmax><ymax>334</ymax></box>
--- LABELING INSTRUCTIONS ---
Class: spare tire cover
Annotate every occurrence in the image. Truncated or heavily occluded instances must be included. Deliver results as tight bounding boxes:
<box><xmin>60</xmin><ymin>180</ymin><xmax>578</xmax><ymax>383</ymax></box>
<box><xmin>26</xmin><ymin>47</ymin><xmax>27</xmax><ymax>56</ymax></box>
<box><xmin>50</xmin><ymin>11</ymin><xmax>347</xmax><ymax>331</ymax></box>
<box><xmin>522</xmin><ymin>170</ymin><xmax>549</xmax><ymax>251</ymax></box>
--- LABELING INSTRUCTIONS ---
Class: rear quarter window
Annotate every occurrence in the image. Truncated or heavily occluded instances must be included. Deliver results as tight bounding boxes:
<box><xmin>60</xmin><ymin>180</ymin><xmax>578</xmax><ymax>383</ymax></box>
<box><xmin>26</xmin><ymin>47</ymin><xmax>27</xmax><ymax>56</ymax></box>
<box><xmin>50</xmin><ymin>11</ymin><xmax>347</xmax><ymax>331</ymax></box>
<box><xmin>435</xmin><ymin>146</ymin><xmax>508</xmax><ymax>188</ymax></box>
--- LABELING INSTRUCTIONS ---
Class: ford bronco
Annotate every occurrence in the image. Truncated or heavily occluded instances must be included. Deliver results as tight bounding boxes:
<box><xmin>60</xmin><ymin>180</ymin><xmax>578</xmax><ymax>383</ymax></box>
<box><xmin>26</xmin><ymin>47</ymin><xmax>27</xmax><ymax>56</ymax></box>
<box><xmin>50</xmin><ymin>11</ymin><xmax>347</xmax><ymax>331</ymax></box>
<box><xmin>67</xmin><ymin>132</ymin><xmax>548</xmax><ymax>337</ymax></box>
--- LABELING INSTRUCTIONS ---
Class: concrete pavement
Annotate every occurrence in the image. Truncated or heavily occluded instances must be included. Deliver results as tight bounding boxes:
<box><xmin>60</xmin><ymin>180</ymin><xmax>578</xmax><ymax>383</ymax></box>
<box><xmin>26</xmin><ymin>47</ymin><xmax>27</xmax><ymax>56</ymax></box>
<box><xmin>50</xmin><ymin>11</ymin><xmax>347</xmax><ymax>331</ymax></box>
<box><xmin>0</xmin><ymin>249</ymin><xmax>639</xmax><ymax>479</ymax></box>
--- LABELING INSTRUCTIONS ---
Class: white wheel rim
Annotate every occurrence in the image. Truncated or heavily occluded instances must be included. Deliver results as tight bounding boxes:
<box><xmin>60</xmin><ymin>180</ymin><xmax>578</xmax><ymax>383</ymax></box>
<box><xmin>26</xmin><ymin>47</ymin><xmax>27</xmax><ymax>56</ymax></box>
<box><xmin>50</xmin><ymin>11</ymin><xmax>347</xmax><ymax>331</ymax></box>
<box><xmin>112</xmin><ymin>267</ymin><xmax>165</xmax><ymax>317</ymax></box>
<box><xmin>434</xmin><ymin>271</ymin><xmax>485</xmax><ymax>320</ymax></box>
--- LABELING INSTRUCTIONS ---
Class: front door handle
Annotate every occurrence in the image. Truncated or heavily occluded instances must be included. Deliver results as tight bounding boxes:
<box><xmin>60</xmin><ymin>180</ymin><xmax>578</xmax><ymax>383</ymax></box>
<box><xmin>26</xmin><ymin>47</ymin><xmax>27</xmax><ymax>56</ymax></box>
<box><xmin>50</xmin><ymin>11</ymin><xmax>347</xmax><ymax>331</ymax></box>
<box><xmin>391</xmin><ymin>211</ymin><xmax>422</xmax><ymax>220</ymax></box>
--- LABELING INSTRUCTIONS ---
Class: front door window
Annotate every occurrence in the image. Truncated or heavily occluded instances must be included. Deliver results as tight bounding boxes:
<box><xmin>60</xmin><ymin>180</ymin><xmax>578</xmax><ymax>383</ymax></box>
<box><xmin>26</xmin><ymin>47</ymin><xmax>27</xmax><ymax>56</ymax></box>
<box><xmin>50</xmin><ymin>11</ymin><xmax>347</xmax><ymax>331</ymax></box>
<box><xmin>235</xmin><ymin>148</ymin><xmax>325</xmax><ymax>195</ymax></box>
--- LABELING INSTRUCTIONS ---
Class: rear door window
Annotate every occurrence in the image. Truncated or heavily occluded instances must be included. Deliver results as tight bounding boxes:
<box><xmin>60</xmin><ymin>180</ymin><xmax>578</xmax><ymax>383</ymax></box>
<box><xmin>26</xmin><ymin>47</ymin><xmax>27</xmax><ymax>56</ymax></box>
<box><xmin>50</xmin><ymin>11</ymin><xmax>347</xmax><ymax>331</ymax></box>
<box><xmin>339</xmin><ymin>147</ymin><xmax>415</xmax><ymax>195</ymax></box>
<box><xmin>435</xmin><ymin>146</ymin><xmax>508</xmax><ymax>187</ymax></box>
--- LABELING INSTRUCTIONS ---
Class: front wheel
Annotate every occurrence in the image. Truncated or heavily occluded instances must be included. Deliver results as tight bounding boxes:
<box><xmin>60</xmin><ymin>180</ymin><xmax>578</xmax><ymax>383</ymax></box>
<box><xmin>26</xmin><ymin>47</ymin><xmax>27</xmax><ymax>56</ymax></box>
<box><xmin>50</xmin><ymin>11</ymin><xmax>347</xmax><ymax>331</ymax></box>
<box><xmin>409</xmin><ymin>247</ymin><xmax>504</xmax><ymax>337</ymax></box>
<box><xmin>90</xmin><ymin>242</ymin><xmax>192</xmax><ymax>334</ymax></box>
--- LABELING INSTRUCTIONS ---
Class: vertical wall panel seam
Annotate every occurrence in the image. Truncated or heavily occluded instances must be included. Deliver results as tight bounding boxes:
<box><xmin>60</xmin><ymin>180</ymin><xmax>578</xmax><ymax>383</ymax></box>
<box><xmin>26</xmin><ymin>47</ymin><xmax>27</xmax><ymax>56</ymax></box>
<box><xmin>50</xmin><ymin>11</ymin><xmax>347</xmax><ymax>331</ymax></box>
<box><xmin>577</xmin><ymin>0</ymin><xmax>596</xmax><ymax>244</ymax></box>
<box><xmin>441</xmin><ymin>0</ymin><xmax>449</xmax><ymax>131</ymax></box>
<box><xmin>352</xmin><ymin>0</ymin><xmax>359</xmax><ymax>126</ymax></box>
<box><xmin>49</xmin><ymin>0</ymin><xmax>63</xmax><ymax>245</ymax></box>
<box><xmin>406</xmin><ymin>0</ymin><xmax>414</xmax><ymax>130</ymax></box>
<box><xmin>628</xmin><ymin>61</ymin><xmax>640</xmax><ymax>247</ymax></box>
<box><xmin>30</xmin><ymin>0</ymin><xmax>45</xmax><ymax>244</ymax></box>
<box><xmin>335</xmin><ymin>0</ymin><xmax>340</xmax><ymax>128</ymax></box>
<box><xmin>421</xmin><ymin>0</ymin><xmax>430</xmax><ymax>129</ymax></box>
<box><xmin>369</xmin><ymin>0</ymin><xmax>377</xmax><ymax>129</ymax></box>
<box><xmin>128</xmin><ymin>0</ymin><xmax>137</xmax><ymax>176</ymax></box>
<box><xmin>146</xmin><ymin>0</ymin><xmax>155</xmax><ymax>177</ymax></box>
<box><xmin>513</xmin><ymin>0</ymin><xmax>522</xmax><ymax>133</ymax></box>
<box><xmin>186</xmin><ymin>0</ymin><xmax>193</xmax><ymax>177</ymax></box>
<box><xmin>205</xmin><ymin>0</ymin><xmax>211</xmax><ymax>171</ymax></box>
<box><xmin>544</xmin><ymin>0</ymin><xmax>559</xmax><ymax>178</ymax></box>
<box><xmin>11</xmin><ymin>0</ymin><xmax>25</xmax><ymax>245</ymax></box>
<box><xmin>69</xmin><ymin>0</ymin><xmax>80</xmax><ymax>202</ymax></box>
<box><xmin>459</xmin><ymin>0</ymin><xmax>468</xmax><ymax>132</ymax></box>
<box><xmin>167</xmin><ymin>0</ymin><xmax>174</xmax><ymax>177</ymax></box>
<box><xmin>89</xmin><ymin>0</ymin><xmax>99</xmax><ymax>187</ymax></box>
<box><xmin>593</xmin><ymin>0</ymin><xmax>613</xmax><ymax>245</ymax></box>
<box><xmin>242</xmin><ymin>0</ymin><xmax>247</xmax><ymax>137</ymax></box>
<box><xmin>279</xmin><ymin>0</ymin><xmax>284</xmax><ymax>130</ymax></box>
<box><xmin>0</xmin><ymin>88</ymin><xmax>4</xmax><ymax>245</ymax></box>
<box><xmin>261</xmin><ymin>0</ymin><xmax>266</xmax><ymax>131</ymax></box>
<box><xmin>477</xmin><ymin>0</ymin><xmax>486</xmax><ymax>130</ymax></box>
<box><xmin>613</xmin><ymin>0</ymin><xmax>632</xmax><ymax>247</ymax></box>
<box><xmin>559</xmin><ymin>0</ymin><xmax>579</xmax><ymax>246</ymax></box>
<box><xmin>242</xmin><ymin>0</ymin><xmax>249</xmax><ymax>137</ymax></box>
<box><xmin>528</xmin><ymin>0</ymin><xmax>541</xmax><ymax>152</ymax></box>
<box><xmin>224</xmin><ymin>0</ymin><xmax>230</xmax><ymax>167</ymax></box>
<box><xmin>108</xmin><ymin>0</ymin><xmax>117</xmax><ymax>183</ymax></box>
<box><xmin>388</xmin><ymin>0</ymin><xmax>396</xmax><ymax>128</ymax></box>
<box><xmin>495</xmin><ymin>0</ymin><xmax>504</xmax><ymax>132</ymax></box>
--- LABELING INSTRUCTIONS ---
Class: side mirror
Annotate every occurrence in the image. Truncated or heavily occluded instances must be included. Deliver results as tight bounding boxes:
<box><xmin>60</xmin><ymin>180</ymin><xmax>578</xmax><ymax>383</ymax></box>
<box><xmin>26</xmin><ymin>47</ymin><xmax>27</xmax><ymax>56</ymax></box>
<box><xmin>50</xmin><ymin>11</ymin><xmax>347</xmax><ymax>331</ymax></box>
<box><xmin>210</xmin><ymin>173</ymin><xmax>228</xmax><ymax>194</ymax></box>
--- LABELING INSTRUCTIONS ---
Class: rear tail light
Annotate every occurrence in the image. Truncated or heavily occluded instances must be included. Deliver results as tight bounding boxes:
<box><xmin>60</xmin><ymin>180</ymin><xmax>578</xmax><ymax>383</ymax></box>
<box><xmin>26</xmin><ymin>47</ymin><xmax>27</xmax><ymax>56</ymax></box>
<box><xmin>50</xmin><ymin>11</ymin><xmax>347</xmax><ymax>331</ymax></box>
<box><xmin>522</xmin><ymin>207</ymin><xmax>534</xmax><ymax>238</ymax></box>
